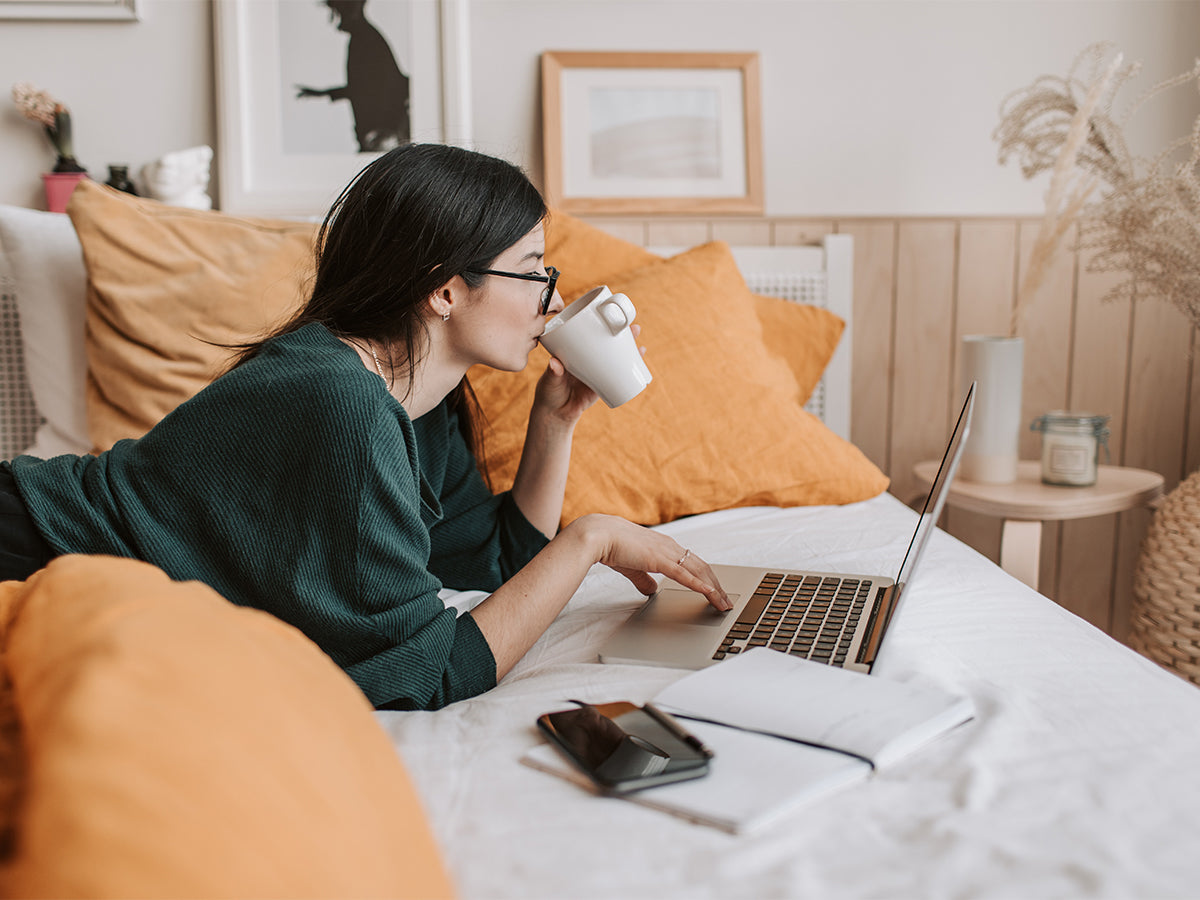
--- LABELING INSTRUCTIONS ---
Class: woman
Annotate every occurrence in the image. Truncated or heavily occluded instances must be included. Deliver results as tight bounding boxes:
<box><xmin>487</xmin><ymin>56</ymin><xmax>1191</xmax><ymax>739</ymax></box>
<box><xmin>0</xmin><ymin>144</ymin><xmax>729</xmax><ymax>710</ymax></box>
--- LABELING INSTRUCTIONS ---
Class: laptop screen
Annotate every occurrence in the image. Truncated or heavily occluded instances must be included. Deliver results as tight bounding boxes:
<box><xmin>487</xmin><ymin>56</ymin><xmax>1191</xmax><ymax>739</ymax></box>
<box><xmin>893</xmin><ymin>383</ymin><xmax>976</xmax><ymax>590</ymax></box>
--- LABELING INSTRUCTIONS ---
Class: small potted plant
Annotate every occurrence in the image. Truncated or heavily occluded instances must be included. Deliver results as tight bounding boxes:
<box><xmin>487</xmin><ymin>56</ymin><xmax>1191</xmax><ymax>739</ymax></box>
<box><xmin>11</xmin><ymin>81</ymin><xmax>89</xmax><ymax>212</ymax></box>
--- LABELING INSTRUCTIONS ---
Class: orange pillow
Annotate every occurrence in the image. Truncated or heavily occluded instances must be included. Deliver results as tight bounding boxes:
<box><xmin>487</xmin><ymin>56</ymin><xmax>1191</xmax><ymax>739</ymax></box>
<box><xmin>545</xmin><ymin>210</ymin><xmax>844</xmax><ymax>405</ymax></box>
<box><xmin>544</xmin><ymin>209</ymin><xmax>659</xmax><ymax>301</ymax></box>
<box><xmin>0</xmin><ymin>556</ymin><xmax>452</xmax><ymax>899</ymax></box>
<box><xmin>470</xmin><ymin>242</ymin><xmax>887</xmax><ymax>525</ymax></box>
<box><xmin>67</xmin><ymin>181</ymin><xmax>316</xmax><ymax>451</ymax></box>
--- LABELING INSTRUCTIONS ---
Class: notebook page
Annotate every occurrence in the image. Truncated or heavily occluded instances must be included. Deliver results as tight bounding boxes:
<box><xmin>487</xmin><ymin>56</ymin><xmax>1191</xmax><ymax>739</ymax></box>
<box><xmin>653</xmin><ymin>648</ymin><xmax>974</xmax><ymax>768</ymax></box>
<box><xmin>522</xmin><ymin>716</ymin><xmax>869</xmax><ymax>834</ymax></box>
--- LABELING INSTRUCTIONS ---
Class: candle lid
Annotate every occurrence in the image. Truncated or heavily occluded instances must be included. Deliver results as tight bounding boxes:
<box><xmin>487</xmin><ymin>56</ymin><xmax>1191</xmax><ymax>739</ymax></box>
<box><xmin>1030</xmin><ymin>412</ymin><xmax>1110</xmax><ymax>442</ymax></box>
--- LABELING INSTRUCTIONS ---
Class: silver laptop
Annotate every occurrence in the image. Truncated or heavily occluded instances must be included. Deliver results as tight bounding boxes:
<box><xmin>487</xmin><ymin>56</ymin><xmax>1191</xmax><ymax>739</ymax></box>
<box><xmin>599</xmin><ymin>383</ymin><xmax>975</xmax><ymax>674</ymax></box>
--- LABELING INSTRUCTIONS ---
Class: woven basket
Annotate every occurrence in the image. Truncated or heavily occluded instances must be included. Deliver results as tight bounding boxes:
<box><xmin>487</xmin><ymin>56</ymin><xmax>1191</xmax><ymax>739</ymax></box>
<box><xmin>1131</xmin><ymin>469</ymin><xmax>1200</xmax><ymax>684</ymax></box>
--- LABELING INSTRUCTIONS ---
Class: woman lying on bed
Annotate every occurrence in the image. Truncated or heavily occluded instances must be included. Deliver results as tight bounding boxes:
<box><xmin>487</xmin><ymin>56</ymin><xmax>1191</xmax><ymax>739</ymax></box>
<box><xmin>0</xmin><ymin>143</ymin><xmax>730</xmax><ymax>710</ymax></box>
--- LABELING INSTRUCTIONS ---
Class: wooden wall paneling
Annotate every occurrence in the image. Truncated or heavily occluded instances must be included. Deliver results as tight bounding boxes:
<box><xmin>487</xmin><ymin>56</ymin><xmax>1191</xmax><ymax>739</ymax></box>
<box><xmin>1121</xmin><ymin>301</ymin><xmax>1193</xmax><ymax>487</ymax></box>
<box><xmin>1112</xmin><ymin>299</ymin><xmax>1194</xmax><ymax>640</ymax></box>
<box><xmin>773</xmin><ymin>220</ymin><xmax>839</xmax><ymax>247</ymax></box>
<box><xmin>710</xmin><ymin>219</ymin><xmax>773</xmax><ymax>246</ymax></box>
<box><xmin>644</xmin><ymin>219</ymin><xmax>711</xmax><ymax>248</ymax></box>
<box><xmin>1012</xmin><ymin>221</ymin><xmax>1077</xmax><ymax>596</ymax></box>
<box><xmin>1112</xmin><ymin>507</ymin><xmax>1154</xmax><ymax>644</ymax></box>
<box><xmin>1054</xmin><ymin>244</ymin><xmax>1133</xmax><ymax>629</ymax></box>
<box><xmin>1055</xmin><ymin>514</ymin><xmax>1120</xmax><ymax>631</ymax></box>
<box><xmin>584</xmin><ymin>219</ymin><xmax>648</xmax><ymax>247</ymax></box>
<box><xmin>889</xmin><ymin>221</ymin><xmax>958</xmax><ymax>504</ymax></box>
<box><xmin>943</xmin><ymin>220</ymin><xmax>1021</xmax><ymax>565</ymax></box>
<box><xmin>1068</xmin><ymin>246</ymin><xmax>1133</xmax><ymax>462</ymax></box>
<box><xmin>953</xmin><ymin>221</ymin><xmax>1019</xmax><ymax>392</ymax></box>
<box><xmin>1015</xmin><ymin>221</ymin><xmax>1076</xmax><ymax>459</ymax></box>
<box><xmin>839</xmin><ymin>221</ymin><xmax>897</xmax><ymax>473</ymax></box>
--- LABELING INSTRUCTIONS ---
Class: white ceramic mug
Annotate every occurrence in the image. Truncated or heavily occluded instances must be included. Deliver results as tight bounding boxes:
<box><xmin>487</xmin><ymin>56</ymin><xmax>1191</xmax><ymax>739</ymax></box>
<box><xmin>538</xmin><ymin>285</ymin><xmax>652</xmax><ymax>408</ymax></box>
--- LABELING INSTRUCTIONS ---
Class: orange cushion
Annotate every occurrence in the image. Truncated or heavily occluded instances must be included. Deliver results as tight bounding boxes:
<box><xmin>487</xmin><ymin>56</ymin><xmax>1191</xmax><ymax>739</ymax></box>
<box><xmin>60</xmin><ymin>187</ymin><xmax>871</xmax><ymax>527</ymax></box>
<box><xmin>67</xmin><ymin>181</ymin><xmax>316</xmax><ymax>451</ymax></box>
<box><xmin>544</xmin><ymin>209</ymin><xmax>659</xmax><ymax>301</ymax></box>
<box><xmin>0</xmin><ymin>556</ymin><xmax>453</xmax><ymax>899</ymax></box>
<box><xmin>471</xmin><ymin>241</ymin><xmax>887</xmax><ymax>525</ymax></box>
<box><xmin>544</xmin><ymin>210</ymin><xmax>844</xmax><ymax>404</ymax></box>
<box><xmin>753</xmin><ymin>293</ymin><xmax>847</xmax><ymax>407</ymax></box>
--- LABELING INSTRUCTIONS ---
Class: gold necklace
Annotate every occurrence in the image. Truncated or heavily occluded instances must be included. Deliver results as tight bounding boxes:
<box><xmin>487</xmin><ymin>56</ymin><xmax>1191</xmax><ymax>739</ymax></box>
<box><xmin>369</xmin><ymin>347</ymin><xmax>386</xmax><ymax>381</ymax></box>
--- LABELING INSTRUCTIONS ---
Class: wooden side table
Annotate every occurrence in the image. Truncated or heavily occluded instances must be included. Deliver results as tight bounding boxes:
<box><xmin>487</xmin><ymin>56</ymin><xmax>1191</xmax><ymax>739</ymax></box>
<box><xmin>911</xmin><ymin>460</ymin><xmax>1165</xmax><ymax>590</ymax></box>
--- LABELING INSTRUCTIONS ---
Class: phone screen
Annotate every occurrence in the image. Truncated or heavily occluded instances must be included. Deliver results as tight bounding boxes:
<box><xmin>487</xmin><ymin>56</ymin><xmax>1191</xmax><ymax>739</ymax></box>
<box><xmin>537</xmin><ymin>701</ymin><xmax>710</xmax><ymax>793</ymax></box>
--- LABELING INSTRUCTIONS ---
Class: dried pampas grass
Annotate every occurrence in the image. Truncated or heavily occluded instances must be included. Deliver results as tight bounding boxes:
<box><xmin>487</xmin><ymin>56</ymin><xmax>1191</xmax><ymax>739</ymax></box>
<box><xmin>995</xmin><ymin>41</ymin><xmax>1200</xmax><ymax>334</ymax></box>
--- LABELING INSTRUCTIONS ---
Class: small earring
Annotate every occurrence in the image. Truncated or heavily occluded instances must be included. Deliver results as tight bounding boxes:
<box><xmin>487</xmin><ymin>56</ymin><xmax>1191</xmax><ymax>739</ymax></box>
<box><xmin>441</xmin><ymin>311</ymin><xmax>450</xmax><ymax>322</ymax></box>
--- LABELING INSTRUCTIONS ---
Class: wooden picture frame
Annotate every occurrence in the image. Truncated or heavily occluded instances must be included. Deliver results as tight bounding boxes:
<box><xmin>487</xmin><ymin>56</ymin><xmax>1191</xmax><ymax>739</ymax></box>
<box><xmin>213</xmin><ymin>0</ymin><xmax>471</xmax><ymax>217</ymax></box>
<box><xmin>541</xmin><ymin>51</ymin><xmax>763</xmax><ymax>215</ymax></box>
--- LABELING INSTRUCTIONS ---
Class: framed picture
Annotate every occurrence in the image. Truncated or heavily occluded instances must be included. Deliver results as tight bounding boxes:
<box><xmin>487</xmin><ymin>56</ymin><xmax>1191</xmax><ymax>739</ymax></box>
<box><xmin>0</xmin><ymin>0</ymin><xmax>136</xmax><ymax>20</ymax></box>
<box><xmin>541</xmin><ymin>51</ymin><xmax>763</xmax><ymax>215</ymax></box>
<box><xmin>214</xmin><ymin>0</ymin><xmax>472</xmax><ymax>217</ymax></box>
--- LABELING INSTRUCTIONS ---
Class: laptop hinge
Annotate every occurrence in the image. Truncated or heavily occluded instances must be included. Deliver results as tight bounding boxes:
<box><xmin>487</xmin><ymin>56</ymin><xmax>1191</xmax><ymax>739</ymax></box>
<box><xmin>856</xmin><ymin>584</ymin><xmax>899</xmax><ymax>665</ymax></box>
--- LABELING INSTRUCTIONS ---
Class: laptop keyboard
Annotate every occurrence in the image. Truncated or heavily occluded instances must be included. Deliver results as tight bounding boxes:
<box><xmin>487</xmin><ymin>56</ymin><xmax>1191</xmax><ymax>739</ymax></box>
<box><xmin>713</xmin><ymin>573</ymin><xmax>870</xmax><ymax>664</ymax></box>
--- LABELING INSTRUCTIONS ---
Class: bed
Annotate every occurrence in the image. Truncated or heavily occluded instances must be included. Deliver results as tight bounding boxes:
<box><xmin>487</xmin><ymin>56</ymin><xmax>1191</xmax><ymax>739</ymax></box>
<box><xmin>394</xmin><ymin>499</ymin><xmax>1200</xmax><ymax>898</ymax></box>
<box><xmin>2</xmin><ymin>185</ymin><xmax>1200</xmax><ymax>898</ymax></box>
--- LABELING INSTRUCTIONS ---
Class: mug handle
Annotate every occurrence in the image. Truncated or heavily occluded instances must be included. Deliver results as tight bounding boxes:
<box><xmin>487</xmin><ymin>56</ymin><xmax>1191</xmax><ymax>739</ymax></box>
<box><xmin>598</xmin><ymin>293</ymin><xmax>636</xmax><ymax>334</ymax></box>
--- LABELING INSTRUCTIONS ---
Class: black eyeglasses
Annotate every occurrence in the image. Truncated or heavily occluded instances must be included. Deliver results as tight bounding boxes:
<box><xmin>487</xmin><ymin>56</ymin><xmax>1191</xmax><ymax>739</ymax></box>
<box><xmin>469</xmin><ymin>265</ymin><xmax>560</xmax><ymax>315</ymax></box>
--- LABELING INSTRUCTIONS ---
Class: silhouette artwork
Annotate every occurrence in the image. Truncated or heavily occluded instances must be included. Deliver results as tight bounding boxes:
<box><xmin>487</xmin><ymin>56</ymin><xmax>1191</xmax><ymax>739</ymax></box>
<box><xmin>296</xmin><ymin>0</ymin><xmax>410</xmax><ymax>152</ymax></box>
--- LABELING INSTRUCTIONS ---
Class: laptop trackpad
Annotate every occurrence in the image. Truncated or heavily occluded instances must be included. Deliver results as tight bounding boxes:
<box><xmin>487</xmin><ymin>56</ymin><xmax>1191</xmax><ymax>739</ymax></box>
<box><xmin>638</xmin><ymin>590</ymin><xmax>737</xmax><ymax>627</ymax></box>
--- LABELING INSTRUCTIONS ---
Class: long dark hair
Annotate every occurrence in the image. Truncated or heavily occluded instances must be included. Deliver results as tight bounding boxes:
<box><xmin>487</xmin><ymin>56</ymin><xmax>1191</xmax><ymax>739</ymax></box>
<box><xmin>230</xmin><ymin>143</ymin><xmax>547</xmax><ymax>463</ymax></box>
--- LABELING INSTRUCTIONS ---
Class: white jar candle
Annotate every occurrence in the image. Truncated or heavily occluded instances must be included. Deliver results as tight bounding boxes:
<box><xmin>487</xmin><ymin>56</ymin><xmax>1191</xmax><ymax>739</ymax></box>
<box><xmin>1030</xmin><ymin>412</ymin><xmax>1110</xmax><ymax>486</ymax></box>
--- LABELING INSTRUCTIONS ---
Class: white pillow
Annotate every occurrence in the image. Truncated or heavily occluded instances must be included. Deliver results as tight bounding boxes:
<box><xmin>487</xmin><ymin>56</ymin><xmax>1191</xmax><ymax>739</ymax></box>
<box><xmin>0</xmin><ymin>205</ymin><xmax>91</xmax><ymax>458</ymax></box>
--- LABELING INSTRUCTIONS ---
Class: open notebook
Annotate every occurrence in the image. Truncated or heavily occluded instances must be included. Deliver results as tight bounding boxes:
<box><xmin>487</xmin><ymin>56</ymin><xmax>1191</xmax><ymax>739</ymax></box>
<box><xmin>524</xmin><ymin>648</ymin><xmax>975</xmax><ymax>834</ymax></box>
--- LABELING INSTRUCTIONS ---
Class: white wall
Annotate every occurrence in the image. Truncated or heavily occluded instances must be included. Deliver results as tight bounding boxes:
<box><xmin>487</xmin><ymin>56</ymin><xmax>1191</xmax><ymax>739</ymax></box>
<box><xmin>0</xmin><ymin>0</ymin><xmax>214</xmax><ymax>209</ymax></box>
<box><xmin>2</xmin><ymin>0</ymin><xmax>1198</xmax><ymax>215</ymax></box>
<box><xmin>468</xmin><ymin>0</ymin><xmax>1200</xmax><ymax>215</ymax></box>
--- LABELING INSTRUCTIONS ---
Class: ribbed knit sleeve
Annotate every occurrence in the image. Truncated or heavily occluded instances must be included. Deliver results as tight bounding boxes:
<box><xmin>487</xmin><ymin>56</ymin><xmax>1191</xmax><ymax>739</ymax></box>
<box><xmin>413</xmin><ymin>402</ymin><xmax>550</xmax><ymax>591</ymax></box>
<box><xmin>343</xmin><ymin>410</ymin><xmax>497</xmax><ymax>709</ymax></box>
<box><xmin>11</xmin><ymin>324</ymin><xmax>499</xmax><ymax>711</ymax></box>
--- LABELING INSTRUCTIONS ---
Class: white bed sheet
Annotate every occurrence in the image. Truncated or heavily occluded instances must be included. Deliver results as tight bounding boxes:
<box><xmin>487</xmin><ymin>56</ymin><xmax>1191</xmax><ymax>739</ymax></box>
<box><xmin>376</xmin><ymin>493</ymin><xmax>1200</xmax><ymax>899</ymax></box>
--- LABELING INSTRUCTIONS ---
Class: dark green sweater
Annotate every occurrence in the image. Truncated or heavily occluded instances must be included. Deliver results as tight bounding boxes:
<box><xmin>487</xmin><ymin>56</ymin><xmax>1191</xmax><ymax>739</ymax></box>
<box><xmin>12</xmin><ymin>323</ymin><xmax>549</xmax><ymax>710</ymax></box>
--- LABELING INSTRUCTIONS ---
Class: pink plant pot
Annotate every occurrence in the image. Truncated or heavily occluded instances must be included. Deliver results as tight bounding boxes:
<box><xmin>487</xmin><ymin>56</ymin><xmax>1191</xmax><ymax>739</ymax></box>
<box><xmin>41</xmin><ymin>172</ymin><xmax>89</xmax><ymax>213</ymax></box>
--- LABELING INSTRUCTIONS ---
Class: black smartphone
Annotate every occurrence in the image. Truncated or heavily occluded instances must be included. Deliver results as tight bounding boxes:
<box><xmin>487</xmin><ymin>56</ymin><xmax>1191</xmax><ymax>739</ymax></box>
<box><xmin>536</xmin><ymin>700</ymin><xmax>712</xmax><ymax>794</ymax></box>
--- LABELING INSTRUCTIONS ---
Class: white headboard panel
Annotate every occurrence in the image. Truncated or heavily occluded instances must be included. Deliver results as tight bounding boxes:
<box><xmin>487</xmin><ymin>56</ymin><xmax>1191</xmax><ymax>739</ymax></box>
<box><xmin>0</xmin><ymin>245</ymin><xmax>43</xmax><ymax>460</ymax></box>
<box><xmin>648</xmin><ymin>236</ymin><xmax>853</xmax><ymax>441</ymax></box>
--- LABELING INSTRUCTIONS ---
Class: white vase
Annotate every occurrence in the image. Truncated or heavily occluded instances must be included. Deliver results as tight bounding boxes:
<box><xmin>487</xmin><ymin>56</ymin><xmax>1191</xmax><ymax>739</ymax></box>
<box><xmin>959</xmin><ymin>335</ymin><xmax>1024</xmax><ymax>484</ymax></box>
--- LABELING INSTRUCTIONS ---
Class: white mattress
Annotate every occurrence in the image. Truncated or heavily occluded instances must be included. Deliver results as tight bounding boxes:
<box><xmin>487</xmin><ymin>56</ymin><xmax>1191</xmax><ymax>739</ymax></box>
<box><xmin>376</xmin><ymin>493</ymin><xmax>1200</xmax><ymax>899</ymax></box>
